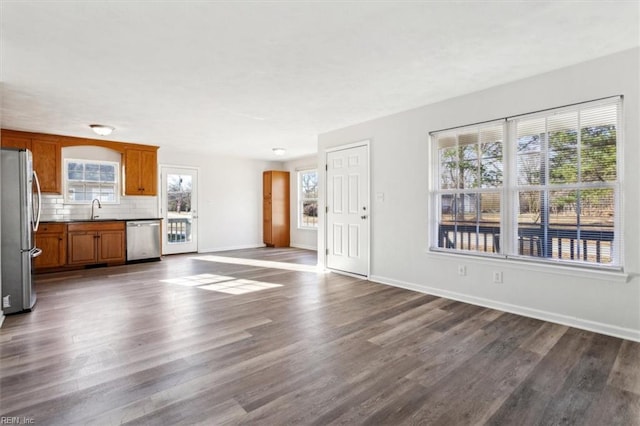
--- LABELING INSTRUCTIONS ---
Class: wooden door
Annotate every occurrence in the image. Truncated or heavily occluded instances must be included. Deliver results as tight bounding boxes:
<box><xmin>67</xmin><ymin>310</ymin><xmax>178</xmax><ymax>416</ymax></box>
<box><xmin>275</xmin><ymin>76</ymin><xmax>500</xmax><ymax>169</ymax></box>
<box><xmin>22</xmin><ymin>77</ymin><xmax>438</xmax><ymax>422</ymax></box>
<box><xmin>326</xmin><ymin>144</ymin><xmax>369</xmax><ymax>276</ymax></box>
<box><xmin>124</xmin><ymin>149</ymin><xmax>142</xmax><ymax>195</ymax></box>
<box><xmin>98</xmin><ymin>230</ymin><xmax>125</xmax><ymax>263</ymax></box>
<box><xmin>263</xmin><ymin>198</ymin><xmax>273</xmax><ymax>244</ymax></box>
<box><xmin>67</xmin><ymin>232</ymin><xmax>98</xmax><ymax>265</ymax></box>
<box><xmin>34</xmin><ymin>232</ymin><xmax>66</xmax><ymax>269</ymax></box>
<box><xmin>31</xmin><ymin>139</ymin><xmax>61</xmax><ymax>193</ymax></box>
<box><xmin>139</xmin><ymin>150</ymin><xmax>157</xmax><ymax>195</ymax></box>
<box><xmin>124</xmin><ymin>148</ymin><xmax>158</xmax><ymax>195</ymax></box>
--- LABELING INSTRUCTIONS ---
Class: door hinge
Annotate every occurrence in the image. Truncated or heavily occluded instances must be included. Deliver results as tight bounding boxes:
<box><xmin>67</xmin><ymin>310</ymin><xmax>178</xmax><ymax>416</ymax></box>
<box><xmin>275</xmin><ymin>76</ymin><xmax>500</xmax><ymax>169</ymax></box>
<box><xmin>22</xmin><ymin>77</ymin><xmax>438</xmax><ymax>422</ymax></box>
<box><xmin>326</xmin><ymin>206</ymin><xmax>329</xmax><ymax>213</ymax></box>
<box><xmin>325</xmin><ymin>164</ymin><xmax>328</xmax><ymax>171</ymax></box>
<box><xmin>326</xmin><ymin>249</ymin><xmax>329</xmax><ymax>255</ymax></box>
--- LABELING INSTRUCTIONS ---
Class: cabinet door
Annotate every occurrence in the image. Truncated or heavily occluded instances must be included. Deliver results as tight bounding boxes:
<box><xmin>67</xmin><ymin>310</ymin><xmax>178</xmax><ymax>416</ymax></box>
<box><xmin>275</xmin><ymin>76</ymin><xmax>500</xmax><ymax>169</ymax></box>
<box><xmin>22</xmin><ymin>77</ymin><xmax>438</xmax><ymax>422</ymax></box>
<box><xmin>124</xmin><ymin>149</ymin><xmax>143</xmax><ymax>195</ymax></box>
<box><xmin>32</xmin><ymin>139</ymin><xmax>62</xmax><ymax>193</ymax></box>
<box><xmin>263</xmin><ymin>200</ymin><xmax>273</xmax><ymax>244</ymax></box>
<box><xmin>124</xmin><ymin>148</ymin><xmax>157</xmax><ymax>195</ymax></box>
<box><xmin>263</xmin><ymin>171</ymin><xmax>272</xmax><ymax>199</ymax></box>
<box><xmin>139</xmin><ymin>150</ymin><xmax>157</xmax><ymax>195</ymax></box>
<box><xmin>67</xmin><ymin>232</ymin><xmax>98</xmax><ymax>265</ymax></box>
<box><xmin>98</xmin><ymin>230</ymin><xmax>125</xmax><ymax>263</ymax></box>
<box><xmin>34</xmin><ymin>232</ymin><xmax>66</xmax><ymax>269</ymax></box>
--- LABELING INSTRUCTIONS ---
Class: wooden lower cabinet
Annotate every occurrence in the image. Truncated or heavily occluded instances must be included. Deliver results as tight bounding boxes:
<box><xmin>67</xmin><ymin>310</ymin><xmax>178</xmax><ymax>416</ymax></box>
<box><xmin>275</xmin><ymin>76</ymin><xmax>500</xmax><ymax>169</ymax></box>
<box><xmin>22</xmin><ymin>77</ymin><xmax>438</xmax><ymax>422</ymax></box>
<box><xmin>67</xmin><ymin>222</ymin><xmax>126</xmax><ymax>266</ymax></box>
<box><xmin>98</xmin><ymin>230</ymin><xmax>126</xmax><ymax>263</ymax></box>
<box><xmin>67</xmin><ymin>232</ymin><xmax>99</xmax><ymax>265</ymax></box>
<box><xmin>34</xmin><ymin>223</ymin><xmax>66</xmax><ymax>270</ymax></box>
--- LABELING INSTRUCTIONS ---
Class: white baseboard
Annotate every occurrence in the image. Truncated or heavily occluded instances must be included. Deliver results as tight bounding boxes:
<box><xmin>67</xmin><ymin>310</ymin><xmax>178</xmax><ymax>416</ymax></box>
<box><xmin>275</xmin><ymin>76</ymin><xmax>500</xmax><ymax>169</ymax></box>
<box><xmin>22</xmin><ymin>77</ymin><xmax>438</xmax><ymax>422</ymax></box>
<box><xmin>199</xmin><ymin>244</ymin><xmax>318</xmax><ymax>253</ymax></box>
<box><xmin>290</xmin><ymin>243</ymin><xmax>317</xmax><ymax>251</ymax></box>
<box><xmin>198</xmin><ymin>244</ymin><xmax>266</xmax><ymax>253</ymax></box>
<box><xmin>370</xmin><ymin>274</ymin><xmax>640</xmax><ymax>343</ymax></box>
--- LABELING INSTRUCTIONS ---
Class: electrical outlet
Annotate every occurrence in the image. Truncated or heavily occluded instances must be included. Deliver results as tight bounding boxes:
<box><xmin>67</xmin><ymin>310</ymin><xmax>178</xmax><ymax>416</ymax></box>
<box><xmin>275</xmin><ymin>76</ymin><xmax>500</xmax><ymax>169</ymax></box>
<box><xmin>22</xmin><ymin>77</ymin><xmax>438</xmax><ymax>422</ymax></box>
<box><xmin>458</xmin><ymin>265</ymin><xmax>466</xmax><ymax>276</ymax></box>
<box><xmin>493</xmin><ymin>271</ymin><xmax>503</xmax><ymax>283</ymax></box>
<box><xmin>3</xmin><ymin>295</ymin><xmax>10</xmax><ymax>308</ymax></box>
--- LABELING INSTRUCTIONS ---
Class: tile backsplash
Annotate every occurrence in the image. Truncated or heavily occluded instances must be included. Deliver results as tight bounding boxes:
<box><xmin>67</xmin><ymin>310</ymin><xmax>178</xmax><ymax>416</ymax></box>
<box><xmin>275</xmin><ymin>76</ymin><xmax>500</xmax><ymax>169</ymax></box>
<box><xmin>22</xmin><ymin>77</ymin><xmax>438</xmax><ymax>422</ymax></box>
<box><xmin>40</xmin><ymin>195</ymin><xmax>159</xmax><ymax>221</ymax></box>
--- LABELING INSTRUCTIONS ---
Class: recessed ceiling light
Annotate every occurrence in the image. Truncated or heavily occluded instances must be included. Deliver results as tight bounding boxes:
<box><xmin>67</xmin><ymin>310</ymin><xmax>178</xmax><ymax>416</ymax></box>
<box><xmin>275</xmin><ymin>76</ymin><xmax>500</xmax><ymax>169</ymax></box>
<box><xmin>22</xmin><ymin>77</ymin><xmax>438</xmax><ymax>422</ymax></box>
<box><xmin>89</xmin><ymin>124</ymin><xmax>114</xmax><ymax>136</ymax></box>
<box><xmin>272</xmin><ymin>148</ymin><xmax>286</xmax><ymax>156</ymax></box>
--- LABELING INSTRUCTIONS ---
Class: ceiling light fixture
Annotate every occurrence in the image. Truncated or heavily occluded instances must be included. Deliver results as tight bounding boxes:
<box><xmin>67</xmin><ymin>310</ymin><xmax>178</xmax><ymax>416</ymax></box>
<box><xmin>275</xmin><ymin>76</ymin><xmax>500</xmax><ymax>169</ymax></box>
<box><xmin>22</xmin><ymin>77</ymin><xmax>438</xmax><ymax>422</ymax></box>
<box><xmin>272</xmin><ymin>148</ymin><xmax>286</xmax><ymax>156</ymax></box>
<box><xmin>89</xmin><ymin>124</ymin><xmax>114</xmax><ymax>136</ymax></box>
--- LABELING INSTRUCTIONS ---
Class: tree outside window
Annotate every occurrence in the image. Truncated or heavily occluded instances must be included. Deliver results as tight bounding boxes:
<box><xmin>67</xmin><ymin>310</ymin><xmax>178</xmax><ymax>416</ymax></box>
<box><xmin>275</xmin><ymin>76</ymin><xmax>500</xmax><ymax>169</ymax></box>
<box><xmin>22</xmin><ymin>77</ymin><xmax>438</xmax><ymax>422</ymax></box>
<box><xmin>299</xmin><ymin>170</ymin><xmax>318</xmax><ymax>228</ymax></box>
<box><xmin>432</xmin><ymin>98</ymin><xmax>620</xmax><ymax>267</ymax></box>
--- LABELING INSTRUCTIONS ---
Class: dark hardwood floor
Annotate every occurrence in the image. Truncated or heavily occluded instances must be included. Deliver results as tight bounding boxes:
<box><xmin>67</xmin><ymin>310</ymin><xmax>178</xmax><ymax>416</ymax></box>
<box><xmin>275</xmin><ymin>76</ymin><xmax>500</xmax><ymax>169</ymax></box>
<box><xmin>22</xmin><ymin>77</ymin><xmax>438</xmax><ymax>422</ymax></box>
<box><xmin>1</xmin><ymin>247</ymin><xmax>638</xmax><ymax>425</ymax></box>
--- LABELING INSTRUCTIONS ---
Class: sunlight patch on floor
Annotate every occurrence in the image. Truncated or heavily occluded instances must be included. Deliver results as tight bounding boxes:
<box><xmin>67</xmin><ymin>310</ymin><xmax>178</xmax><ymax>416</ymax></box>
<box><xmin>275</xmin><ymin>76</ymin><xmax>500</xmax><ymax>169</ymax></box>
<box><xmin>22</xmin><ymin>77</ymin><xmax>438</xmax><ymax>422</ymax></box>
<box><xmin>192</xmin><ymin>255</ymin><xmax>322</xmax><ymax>273</ymax></box>
<box><xmin>200</xmin><ymin>279</ymin><xmax>282</xmax><ymax>295</ymax></box>
<box><xmin>160</xmin><ymin>274</ymin><xmax>282</xmax><ymax>295</ymax></box>
<box><xmin>160</xmin><ymin>273</ymin><xmax>235</xmax><ymax>287</ymax></box>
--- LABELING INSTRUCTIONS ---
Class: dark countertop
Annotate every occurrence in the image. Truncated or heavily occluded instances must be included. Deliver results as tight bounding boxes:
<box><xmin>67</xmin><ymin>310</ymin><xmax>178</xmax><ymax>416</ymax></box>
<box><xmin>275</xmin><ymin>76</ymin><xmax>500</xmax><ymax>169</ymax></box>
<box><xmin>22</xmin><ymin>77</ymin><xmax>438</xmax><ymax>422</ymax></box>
<box><xmin>42</xmin><ymin>218</ymin><xmax>163</xmax><ymax>223</ymax></box>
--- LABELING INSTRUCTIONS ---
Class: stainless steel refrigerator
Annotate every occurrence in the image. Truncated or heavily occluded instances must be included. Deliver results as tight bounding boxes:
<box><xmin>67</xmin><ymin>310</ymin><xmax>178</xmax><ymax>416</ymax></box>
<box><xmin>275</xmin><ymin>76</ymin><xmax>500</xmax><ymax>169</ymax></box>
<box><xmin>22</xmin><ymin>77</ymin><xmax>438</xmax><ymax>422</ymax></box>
<box><xmin>1</xmin><ymin>148</ymin><xmax>42</xmax><ymax>314</ymax></box>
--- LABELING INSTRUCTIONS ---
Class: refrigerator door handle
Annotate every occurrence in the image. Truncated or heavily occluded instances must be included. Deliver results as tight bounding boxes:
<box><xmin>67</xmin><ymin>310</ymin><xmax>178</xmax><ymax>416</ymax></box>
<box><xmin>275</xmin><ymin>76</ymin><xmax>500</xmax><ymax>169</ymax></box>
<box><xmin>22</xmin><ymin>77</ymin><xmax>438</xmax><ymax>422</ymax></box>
<box><xmin>32</xmin><ymin>170</ymin><xmax>42</xmax><ymax>232</ymax></box>
<box><xmin>30</xmin><ymin>247</ymin><xmax>43</xmax><ymax>258</ymax></box>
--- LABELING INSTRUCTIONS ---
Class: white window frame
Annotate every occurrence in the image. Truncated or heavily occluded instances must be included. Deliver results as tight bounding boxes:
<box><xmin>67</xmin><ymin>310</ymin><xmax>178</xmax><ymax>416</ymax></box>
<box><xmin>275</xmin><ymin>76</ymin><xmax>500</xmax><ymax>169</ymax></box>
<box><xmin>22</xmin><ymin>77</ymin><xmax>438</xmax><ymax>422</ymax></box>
<box><xmin>298</xmin><ymin>168</ymin><xmax>318</xmax><ymax>229</ymax></box>
<box><xmin>430</xmin><ymin>96</ymin><xmax>622</xmax><ymax>270</ymax></box>
<box><xmin>64</xmin><ymin>158</ymin><xmax>120</xmax><ymax>204</ymax></box>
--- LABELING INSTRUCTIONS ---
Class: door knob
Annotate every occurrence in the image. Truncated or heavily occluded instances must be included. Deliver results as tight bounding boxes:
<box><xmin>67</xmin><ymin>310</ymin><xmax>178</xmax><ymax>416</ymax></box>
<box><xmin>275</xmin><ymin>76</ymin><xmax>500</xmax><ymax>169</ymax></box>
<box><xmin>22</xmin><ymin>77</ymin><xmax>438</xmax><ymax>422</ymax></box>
<box><xmin>361</xmin><ymin>215</ymin><xmax>368</xmax><ymax>219</ymax></box>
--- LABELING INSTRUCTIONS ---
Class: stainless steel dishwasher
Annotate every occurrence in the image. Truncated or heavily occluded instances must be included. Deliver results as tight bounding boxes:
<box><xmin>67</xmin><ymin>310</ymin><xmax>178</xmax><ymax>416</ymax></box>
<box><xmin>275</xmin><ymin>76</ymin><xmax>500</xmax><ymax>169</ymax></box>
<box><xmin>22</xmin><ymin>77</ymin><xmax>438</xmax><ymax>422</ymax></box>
<box><xmin>126</xmin><ymin>220</ymin><xmax>161</xmax><ymax>262</ymax></box>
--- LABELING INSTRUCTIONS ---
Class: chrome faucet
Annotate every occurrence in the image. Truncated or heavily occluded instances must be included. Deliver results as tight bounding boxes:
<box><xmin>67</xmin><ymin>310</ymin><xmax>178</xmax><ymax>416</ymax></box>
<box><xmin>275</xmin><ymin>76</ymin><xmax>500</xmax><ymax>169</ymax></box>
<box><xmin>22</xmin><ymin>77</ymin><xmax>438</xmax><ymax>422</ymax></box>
<box><xmin>91</xmin><ymin>198</ymin><xmax>102</xmax><ymax>220</ymax></box>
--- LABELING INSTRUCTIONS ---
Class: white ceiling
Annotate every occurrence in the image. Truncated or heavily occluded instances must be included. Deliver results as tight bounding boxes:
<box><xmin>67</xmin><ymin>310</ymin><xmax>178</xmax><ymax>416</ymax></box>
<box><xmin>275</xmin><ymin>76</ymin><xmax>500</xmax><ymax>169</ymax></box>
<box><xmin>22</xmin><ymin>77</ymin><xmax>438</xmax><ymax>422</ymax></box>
<box><xmin>2</xmin><ymin>1</ymin><xmax>638</xmax><ymax>160</ymax></box>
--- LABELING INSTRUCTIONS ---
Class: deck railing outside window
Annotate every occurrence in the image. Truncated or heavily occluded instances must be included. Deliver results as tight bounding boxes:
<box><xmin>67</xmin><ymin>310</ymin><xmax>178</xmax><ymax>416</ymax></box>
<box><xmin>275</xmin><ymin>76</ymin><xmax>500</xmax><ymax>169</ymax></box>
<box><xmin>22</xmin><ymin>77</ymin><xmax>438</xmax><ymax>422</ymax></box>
<box><xmin>167</xmin><ymin>217</ymin><xmax>191</xmax><ymax>243</ymax></box>
<box><xmin>438</xmin><ymin>222</ymin><xmax>614</xmax><ymax>263</ymax></box>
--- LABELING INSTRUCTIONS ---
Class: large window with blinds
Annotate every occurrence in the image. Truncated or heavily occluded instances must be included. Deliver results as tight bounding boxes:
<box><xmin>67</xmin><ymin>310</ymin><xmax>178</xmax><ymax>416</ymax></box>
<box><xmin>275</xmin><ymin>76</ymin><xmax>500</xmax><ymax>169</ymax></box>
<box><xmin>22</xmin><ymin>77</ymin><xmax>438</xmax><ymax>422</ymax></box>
<box><xmin>430</xmin><ymin>97</ymin><xmax>621</xmax><ymax>268</ymax></box>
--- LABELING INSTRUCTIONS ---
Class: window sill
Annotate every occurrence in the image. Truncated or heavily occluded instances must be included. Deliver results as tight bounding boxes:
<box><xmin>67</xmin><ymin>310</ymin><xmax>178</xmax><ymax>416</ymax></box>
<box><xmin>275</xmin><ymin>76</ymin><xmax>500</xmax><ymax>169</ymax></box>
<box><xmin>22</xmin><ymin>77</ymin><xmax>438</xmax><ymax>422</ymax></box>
<box><xmin>297</xmin><ymin>227</ymin><xmax>318</xmax><ymax>231</ymax></box>
<box><xmin>426</xmin><ymin>248</ymin><xmax>630</xmax><ymax>283</ymax></box>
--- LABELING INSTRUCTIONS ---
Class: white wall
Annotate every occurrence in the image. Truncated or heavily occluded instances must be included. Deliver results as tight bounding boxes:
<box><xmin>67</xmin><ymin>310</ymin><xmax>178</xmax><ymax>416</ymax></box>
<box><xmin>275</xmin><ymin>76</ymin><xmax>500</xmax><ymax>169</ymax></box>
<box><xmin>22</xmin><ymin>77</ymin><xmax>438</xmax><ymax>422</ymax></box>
<box><xmin>284</xmin><ymin>154</ymin><xmax>318</xmax><ymax>251</ymax></box>
<box><xmin>158</xmin><ymin>149</ymin><xmax>283</xmax><ymax>252</ymax></box>
<box><xmin>0</xmin><ymin>127</ymin><xmax>3</xmax><ymax>326</ymax></box>
<box><xmin>317</xmin><ymin>48</ymin><xmax>640</xmax><ymax>341</ymax></box>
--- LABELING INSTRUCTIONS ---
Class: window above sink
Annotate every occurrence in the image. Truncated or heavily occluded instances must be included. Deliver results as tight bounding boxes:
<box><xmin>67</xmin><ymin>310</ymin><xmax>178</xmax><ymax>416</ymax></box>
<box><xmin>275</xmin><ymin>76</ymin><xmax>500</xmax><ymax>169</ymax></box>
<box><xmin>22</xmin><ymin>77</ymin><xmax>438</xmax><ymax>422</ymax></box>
<box><xmin>61</xmin><ymin>145</ymin><xmax>121</xmax><ymax>205</ymax></box>
<box><xmin>64</xmin><ymin>158</ymin><xmax>120</xmax><ymax>204</ymax></box>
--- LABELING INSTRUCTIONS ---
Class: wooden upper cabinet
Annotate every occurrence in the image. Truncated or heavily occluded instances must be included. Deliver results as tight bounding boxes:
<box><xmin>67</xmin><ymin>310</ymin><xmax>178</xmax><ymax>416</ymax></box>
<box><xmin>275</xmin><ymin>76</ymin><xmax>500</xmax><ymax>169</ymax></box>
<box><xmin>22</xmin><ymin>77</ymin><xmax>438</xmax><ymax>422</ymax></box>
<box><xmin>1</xmin><ymin>132</ymin><xmax>62</xmax><ymax>193</ymax></box>
<box><xmin>1</xmin><ymin>134</ymin><xmax>32</xmax><ymax>150</ymax></box>
<box><xmin>1</xmin><ymin>129</ymin><xmax>159</xmax><ymax>196</ymax></box>
<box><xmin>124</xmin><ymin>148</ymin><xmax>158</xmax><ymax>196</ymax></box>
<box><xmin>31</xmin><ymin>139</ymin><xmax>62</xmax><ymax>194</ymax></box>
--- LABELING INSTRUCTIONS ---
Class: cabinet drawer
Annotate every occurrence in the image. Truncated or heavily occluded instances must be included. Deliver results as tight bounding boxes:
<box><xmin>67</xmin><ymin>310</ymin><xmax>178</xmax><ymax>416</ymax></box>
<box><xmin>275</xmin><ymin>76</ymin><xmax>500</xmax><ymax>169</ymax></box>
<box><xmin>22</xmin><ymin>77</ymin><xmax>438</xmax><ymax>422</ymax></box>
<box><xmin>67</xmin><ymin>221</ymin><xmax>125</xmax><ymax>232</ymax></box>
<box><xmin>38</xmin><ymin>223</ymin><xmax>66</xmax><ymax>233</ymax></box>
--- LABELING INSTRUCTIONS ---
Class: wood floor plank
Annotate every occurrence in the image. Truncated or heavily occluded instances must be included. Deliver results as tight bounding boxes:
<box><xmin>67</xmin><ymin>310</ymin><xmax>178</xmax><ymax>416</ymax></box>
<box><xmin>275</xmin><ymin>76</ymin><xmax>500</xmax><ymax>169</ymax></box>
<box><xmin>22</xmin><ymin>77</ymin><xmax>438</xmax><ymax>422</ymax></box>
<box><xmin>608</xmin><ymin>339</ymin><xmax>640</xmax><ymax>395</ymax></box>
<box><xmin>538</xmin><ymin>333</ymin><xmax>624</xmax><ymax>425</ymax></box>
<box><xmin>1</xmin><ymin>247</ymin><xmax>638</xmax><ymax>425</ymax></box>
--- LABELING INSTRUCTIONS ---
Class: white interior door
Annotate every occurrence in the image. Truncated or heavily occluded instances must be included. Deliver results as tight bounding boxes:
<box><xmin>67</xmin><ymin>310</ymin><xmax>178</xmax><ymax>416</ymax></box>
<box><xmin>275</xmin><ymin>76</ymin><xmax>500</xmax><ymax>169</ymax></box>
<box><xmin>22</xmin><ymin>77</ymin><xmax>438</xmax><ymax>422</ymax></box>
<box><xmin>161</xmin><ymin>166</ymin><xmax>198</xmax><ymax>254</ymax></box>
<box><xmin>326</xmin><ymin>144</ymin><xmax>369</xmax><ymax>276</ymax></box>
